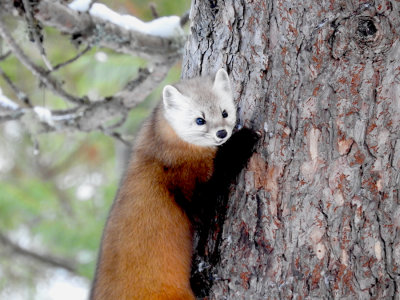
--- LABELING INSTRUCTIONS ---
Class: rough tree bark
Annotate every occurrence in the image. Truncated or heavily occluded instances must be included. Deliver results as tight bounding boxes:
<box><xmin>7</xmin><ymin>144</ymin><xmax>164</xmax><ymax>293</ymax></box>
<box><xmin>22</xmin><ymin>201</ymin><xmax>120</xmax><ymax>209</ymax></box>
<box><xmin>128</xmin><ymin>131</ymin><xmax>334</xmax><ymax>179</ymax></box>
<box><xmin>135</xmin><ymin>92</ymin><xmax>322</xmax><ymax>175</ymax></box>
<box><xmin>183</xmin><ymin>0</ymin><xmax>400</xmax><ymax>299</ymax></box>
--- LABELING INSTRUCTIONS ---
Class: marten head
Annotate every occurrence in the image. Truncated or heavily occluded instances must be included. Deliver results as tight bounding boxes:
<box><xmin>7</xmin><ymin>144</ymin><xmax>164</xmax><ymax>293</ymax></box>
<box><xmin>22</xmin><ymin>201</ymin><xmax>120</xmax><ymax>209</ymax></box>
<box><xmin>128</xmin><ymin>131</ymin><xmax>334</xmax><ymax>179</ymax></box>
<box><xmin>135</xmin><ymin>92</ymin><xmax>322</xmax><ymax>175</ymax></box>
<box><xmin>162</xmin><ymin>69</ymin><xmax>236</xmax><ymax>147</ymax></box>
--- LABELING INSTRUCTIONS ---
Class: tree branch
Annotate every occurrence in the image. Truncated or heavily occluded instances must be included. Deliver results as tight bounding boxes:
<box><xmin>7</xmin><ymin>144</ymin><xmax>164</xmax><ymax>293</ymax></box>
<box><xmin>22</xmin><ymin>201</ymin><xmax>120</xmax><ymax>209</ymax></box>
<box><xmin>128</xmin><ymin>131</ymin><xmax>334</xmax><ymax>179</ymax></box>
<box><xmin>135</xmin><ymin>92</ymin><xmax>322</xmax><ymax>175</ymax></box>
<box><xmin>0</xmin><ymin>50</ymin><xmax>11</xmax><ymax>61</ymax></box>
<box><xmin>51</xmin><ymin>45</ymin><xmax>91</xmax><ymax>72</ymax></box>
<box><xmin>0</xmin><ymin>111</ymin><xmax>24</xmax><ymax>123</ymax></box>
<box><xmin>0</xmin><ymin>0</ymin><xmax>185</xmax><ymax>143</ymax></box>
<box><xmin>0</xmin><ymin>63</ymin><xmax>171</xmax><ymax>135</ymax></box>
<box><xmin>0</xmin><ymin>231</ymin><xmax>79</xmax><ymax>275</ymax></box>
<box><xmin>117</xmin><ymin>64</ymin><xmax>173</xmax><ymax>108</ymax></box>
<box><xmin>0</xmin><ymin>65</ymin><xmax>32</xmax><ymax>107</ymax></box>
<box><xmin>0</xmin><ymin>18</ymin><xmax>86</xmax><ymax>106</ymax></box>
<box><xmin>21</xmin><ymin>0</ymin><xmax>53</xmax><ymax>71</ymax></box>
<box><xmin>33</xmin><ymin>0</ymin><xmax>185</xmax><ymax>63</ymax></box>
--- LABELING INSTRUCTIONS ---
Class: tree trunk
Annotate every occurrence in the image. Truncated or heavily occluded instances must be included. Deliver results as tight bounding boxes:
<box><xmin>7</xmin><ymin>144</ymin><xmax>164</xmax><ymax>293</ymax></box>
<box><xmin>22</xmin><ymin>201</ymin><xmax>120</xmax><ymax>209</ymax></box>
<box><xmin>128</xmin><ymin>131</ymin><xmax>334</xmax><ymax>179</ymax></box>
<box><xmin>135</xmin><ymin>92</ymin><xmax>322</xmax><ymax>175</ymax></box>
<box><xmin>183</xmin><ymin>0</ymin><xmax>400</xmax><ymax>299</ymax></box>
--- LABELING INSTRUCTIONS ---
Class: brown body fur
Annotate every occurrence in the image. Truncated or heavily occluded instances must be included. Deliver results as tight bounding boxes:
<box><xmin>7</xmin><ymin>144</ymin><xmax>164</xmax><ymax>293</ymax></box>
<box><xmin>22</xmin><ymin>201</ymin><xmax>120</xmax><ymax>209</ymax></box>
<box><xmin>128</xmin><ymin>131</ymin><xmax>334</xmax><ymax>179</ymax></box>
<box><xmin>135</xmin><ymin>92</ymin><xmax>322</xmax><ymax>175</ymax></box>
<box><xmin>91</xmin><ymin>103</ymin><xmax>216</xmax><ymax>299</ymax></box>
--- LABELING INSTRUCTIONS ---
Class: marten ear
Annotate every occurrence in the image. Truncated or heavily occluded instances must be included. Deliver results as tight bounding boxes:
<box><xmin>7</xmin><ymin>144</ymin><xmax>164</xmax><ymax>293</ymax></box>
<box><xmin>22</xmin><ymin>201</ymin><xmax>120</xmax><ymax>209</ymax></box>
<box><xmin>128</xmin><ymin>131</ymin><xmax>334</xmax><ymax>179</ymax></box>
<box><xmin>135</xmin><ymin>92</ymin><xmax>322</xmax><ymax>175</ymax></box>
<box><xmin>213</xmin><ymin>69</ymin><xmax>231</xmax><ymax>95</ymax></box>
<box><xmin>163</xmin><ymin>85</ymin><xmax>184</xmax><ymax>109</ymax></box>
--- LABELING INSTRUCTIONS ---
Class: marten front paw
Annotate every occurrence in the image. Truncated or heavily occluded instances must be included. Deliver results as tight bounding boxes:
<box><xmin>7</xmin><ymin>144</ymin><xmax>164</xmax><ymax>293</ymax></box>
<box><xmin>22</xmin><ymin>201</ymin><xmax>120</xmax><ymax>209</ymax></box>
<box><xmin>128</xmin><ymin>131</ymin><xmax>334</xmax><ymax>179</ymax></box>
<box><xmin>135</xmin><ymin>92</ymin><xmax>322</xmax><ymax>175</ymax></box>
<box><xmin>232</xmin><ymin>127</ymin><xmax>260</xmax><ymax>149</ymax></box>
<box><xmin>215</xmin><ymin>127</ymin><xmax>260</xmax><ymax>178</ymax></box>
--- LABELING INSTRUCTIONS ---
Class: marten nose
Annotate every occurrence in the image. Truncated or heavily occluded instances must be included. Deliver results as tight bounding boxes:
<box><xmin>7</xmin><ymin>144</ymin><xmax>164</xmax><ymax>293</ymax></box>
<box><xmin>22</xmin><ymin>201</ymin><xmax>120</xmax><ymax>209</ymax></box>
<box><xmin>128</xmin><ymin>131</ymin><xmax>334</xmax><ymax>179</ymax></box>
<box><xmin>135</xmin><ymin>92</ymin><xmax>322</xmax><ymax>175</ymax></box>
<box><xmin>216</xmin><ymin>130</ymin><xmax>227</xmax><ymax>139</ymax></box>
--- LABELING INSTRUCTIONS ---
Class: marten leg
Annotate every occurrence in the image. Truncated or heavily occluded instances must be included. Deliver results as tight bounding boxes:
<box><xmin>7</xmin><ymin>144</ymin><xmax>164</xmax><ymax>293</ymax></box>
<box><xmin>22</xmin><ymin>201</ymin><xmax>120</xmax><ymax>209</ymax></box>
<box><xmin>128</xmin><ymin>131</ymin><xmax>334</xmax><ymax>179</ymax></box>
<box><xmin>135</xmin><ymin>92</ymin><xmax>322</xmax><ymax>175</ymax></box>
<box><xmin>185</xmin><ymin>127</ymin><xmax>260</xmax><ymax>224</ymax></box>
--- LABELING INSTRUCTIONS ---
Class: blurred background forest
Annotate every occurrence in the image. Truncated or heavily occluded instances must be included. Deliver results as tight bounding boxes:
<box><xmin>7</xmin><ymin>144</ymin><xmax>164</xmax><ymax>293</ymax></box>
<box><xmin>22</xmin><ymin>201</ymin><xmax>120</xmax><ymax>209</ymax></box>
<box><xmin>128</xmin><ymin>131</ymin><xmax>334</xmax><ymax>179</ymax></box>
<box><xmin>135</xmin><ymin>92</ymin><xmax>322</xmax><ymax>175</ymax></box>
<box><xmin>0</xmin><ymin>0</ymin><xmax>190</xmax><ymax>299</ymax></box>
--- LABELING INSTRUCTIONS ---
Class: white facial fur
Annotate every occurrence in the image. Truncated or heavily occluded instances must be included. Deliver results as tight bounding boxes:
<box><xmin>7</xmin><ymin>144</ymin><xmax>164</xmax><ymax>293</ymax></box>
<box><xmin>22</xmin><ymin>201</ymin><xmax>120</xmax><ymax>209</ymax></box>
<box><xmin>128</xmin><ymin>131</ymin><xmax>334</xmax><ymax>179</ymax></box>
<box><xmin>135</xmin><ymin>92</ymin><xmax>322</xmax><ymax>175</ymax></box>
<box><xmin>162</xmin><ymin>69</ymin><xmax>237</xmax><ymax>147</ymax></box>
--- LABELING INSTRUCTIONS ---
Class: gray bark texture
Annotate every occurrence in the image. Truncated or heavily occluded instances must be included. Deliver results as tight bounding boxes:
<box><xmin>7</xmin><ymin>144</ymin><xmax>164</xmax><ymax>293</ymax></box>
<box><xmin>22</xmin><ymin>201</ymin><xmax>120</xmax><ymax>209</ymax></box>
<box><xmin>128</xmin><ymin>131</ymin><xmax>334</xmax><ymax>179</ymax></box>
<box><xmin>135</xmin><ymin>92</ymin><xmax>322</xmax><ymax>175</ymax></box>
<box><xmin>183</xmin><ymin>0</ymin><xmax>400</xmax><ymax>299</ymax></box>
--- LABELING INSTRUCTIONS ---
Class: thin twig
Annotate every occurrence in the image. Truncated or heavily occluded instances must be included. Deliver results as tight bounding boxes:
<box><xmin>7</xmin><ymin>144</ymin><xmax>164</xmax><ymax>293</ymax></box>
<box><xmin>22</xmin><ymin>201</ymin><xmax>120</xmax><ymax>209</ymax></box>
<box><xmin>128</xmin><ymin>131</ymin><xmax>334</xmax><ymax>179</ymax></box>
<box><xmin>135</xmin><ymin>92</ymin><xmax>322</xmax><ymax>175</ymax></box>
<box><xmin>88</xmin><ymin>0</ymin><xmax>96</xmax><ymax>11</ymax></box>
<box><xmin>0</xmin><ymin>231</ymin><xmax>78</xmax><ymax>275</ymax></box>
<box><xmin>102</xmin><ymin>129</ymin><xmax>132</xmax><ymax>147</ymax></box>
<box><xmin>0</xmin><ymin>66</ymin><xmax>32</xmax><ymax>107</ymax></box>
<box><xmin>0</xmin><ymin>50</ymin><xmax>11</xmax><ymax>61</ymax></box>
<box><xmin>51</xmin><ymin>45</ymin><xmax>91</xmax><ymax>72</ymax></box>
<box><xmin>180</xmin><ymin>10</ymin><xmax>190</xmax><ymax>27</ymax></box>
<box><xmin>149</xmin><ymin>3</ymin><xmax>159</xmax><ymax>19</ymax></box>
<box><xmin>0</xmin><ymin>110</ymin><xmax>24</xmax><ymax>122</ymax></box>
<box><xmin>103</xmin><ymin>113</ymin><xmax>128</xmax><ymax>130</ymax></box>
<box><xmin>0</xmin><ymin>18</ymin><xmax>85</xmax><ymax>106</ymax></box>
<box><xmin>52</xmin><ymin>106</ymin><xmax>81</xmax><ymax>116</ymax></box>
<box><xmin>21</xmin><ymin>0</ymin><xmax>53</xmax><ymax>71</ymax></box>
<box><xmin>117</xmin><ymin>63</ymin><xmax>173</xmax><ymax>108</ymax></box>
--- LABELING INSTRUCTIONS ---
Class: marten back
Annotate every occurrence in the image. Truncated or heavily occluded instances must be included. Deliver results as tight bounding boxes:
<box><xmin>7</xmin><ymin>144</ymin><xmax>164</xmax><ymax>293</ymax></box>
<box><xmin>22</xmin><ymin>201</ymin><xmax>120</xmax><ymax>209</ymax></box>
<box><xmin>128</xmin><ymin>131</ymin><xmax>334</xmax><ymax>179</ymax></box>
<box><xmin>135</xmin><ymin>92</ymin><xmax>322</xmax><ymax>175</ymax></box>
<box><xmin>90</xmin><ymin>69</ymin><xmax>237</xmax><ymax>299</ymax></box>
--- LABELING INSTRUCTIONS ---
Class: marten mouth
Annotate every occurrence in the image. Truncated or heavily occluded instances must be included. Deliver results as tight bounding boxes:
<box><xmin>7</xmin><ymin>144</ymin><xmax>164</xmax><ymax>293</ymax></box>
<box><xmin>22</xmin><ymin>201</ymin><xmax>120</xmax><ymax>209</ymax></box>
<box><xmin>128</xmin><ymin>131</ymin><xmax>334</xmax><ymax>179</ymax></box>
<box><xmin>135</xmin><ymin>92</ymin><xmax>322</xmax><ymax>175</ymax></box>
<box><xmin>214</xmin><ymin>140</ymin><xmax>227</xmax><ymax>146</ymax></box>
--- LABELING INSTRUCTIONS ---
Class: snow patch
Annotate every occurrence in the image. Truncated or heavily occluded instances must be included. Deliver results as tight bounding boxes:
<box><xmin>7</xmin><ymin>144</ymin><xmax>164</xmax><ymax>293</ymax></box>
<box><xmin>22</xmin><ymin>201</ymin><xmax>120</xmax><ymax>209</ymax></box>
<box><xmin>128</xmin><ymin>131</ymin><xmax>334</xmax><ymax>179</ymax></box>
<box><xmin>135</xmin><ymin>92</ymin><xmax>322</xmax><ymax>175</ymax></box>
<box><xmin>145</xmin><ymin>16</ymin><xmax>183</xmax><ymax>38</ymax></box>
<box><xmin>68</xmin><ymin>0</ymin><xmax>91</xmax><ymax>12</ymax></box>
<box><xmin>68</xmin><ymin>2</ymin><xmax>183</xmax><ymax>38</ymax></box>
<box><xmin>52</xmin><ymin>113</ymin><xmax>79</xmax><ymax>122</ymax></box>
<box><xmin>33</xmin><ymin>106</ymin><xmax>54</xmax><ymax>126</ymax></box>
<box><xmin>0</xmin><ymin>88</ymin><xmax>19</xmax><ymax>110</ymax></box>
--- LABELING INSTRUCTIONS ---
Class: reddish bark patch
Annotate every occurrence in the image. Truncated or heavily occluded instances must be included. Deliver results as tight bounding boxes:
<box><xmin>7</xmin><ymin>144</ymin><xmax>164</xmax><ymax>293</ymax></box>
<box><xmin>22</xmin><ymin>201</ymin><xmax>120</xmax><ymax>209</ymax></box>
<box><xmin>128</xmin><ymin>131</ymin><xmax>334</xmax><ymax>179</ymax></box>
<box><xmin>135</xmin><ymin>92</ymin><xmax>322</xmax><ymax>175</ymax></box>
<box><xmin>240</xmin><ymin>271</ymin><xmax>251</xmax><ymax>290</ymax></box>
<box><xmin>334</xmin><ymin>264</ymin><xmax>354</xmax><ymax>293</ymax></box>
<box><xmin>311</xmin><ymin>261</ymin><xmax>323</xmax><ymax>289</ymax></box>
<box><xmin>248</xmin><ymin>153</ymin><xmax>268</xmax><ymax>190</ymax></box>
<box><xmin>350</xmin><ymin>149</ymin><xmax>366</xmax><ymax>166</ymax></box>
<box><xmin>288</xmin><ymin>24</ymin><xmax>298</xmax><ymax>37</ymax></box>
<box><xmin>367</xmin><ymin>123</ymin><xmax>377</xmax><ymax>134</ymax></box>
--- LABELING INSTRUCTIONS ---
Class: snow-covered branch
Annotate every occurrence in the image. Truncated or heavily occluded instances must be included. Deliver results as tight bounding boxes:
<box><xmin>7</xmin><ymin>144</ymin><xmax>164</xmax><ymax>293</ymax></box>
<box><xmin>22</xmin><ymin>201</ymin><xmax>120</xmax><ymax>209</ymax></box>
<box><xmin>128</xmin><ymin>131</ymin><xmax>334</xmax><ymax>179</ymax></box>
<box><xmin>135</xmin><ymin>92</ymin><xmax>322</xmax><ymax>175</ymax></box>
<box><xmin>35</xmin><ymin>0</ymin><xmax>185</xmax><ymax>62</ymax></box>
<box><xmin>0</xmin><ymin>0</ymin><xmax>188</xmax><ymax>141</ymax></box>
<box><xmin>0</xmin><ymin>88</ymin><xmax>24</xmax><ymax>122</ymax></box>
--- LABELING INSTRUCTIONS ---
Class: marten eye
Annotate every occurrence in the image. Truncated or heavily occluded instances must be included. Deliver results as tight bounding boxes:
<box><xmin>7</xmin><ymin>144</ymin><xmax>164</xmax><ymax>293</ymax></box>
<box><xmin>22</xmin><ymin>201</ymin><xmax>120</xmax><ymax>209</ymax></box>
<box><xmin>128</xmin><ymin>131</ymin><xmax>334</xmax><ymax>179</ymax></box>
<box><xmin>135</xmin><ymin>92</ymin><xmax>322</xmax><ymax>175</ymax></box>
<box><xmin>196</xmin><ymin>118</ymin><xmax>206</xmax><ymax>125</ymax></box>
<box><xmin>222</xmin><ymin>110</ymin><xmax>228</xmax><ymax>118</ymax></box>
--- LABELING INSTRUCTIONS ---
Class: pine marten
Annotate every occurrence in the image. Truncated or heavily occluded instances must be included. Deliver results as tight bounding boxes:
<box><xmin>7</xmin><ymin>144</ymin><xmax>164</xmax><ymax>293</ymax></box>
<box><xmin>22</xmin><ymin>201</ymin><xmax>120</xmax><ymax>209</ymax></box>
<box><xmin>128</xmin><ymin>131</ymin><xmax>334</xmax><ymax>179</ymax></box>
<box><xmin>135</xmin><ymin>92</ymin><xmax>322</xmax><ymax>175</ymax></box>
<box><xmin>90</xmin><ymin>69</ymin><xmax>258</xmax><ymax>299</ymax></box>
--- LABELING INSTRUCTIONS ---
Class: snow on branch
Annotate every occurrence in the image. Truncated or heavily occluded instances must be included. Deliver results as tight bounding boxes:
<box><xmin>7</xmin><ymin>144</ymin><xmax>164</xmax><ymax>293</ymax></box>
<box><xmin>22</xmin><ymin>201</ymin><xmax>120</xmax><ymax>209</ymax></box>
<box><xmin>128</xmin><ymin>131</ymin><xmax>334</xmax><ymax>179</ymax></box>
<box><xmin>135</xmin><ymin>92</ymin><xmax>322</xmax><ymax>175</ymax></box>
<box><xmin>34</xmin><ymin>0</ymin><xmax>186</xmax><ymax>62</ymax></box>
<box><xmin>69</xmin><ymin>0</ymin><xmax>184</xmax><ymax>39</ymax></box>
<box><xmin>33</xmin><ymin>106</ymin><xmax>55</xmax><ymax>127</ymax></box>
<box><xmin>0</xmin><ymin>88</ymin><xmax>24</xmax><ymax>122</ymax></box>
<box><xmin>0</xmin><ymin>88</ymin><xmax>20</xmax><ymax>111</ymax></box>
<box><xmin>0</xmin><ymin>0</ymin><xmax>188</xmax><ymax>142</ymax></box>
